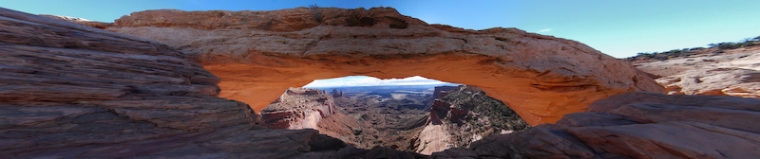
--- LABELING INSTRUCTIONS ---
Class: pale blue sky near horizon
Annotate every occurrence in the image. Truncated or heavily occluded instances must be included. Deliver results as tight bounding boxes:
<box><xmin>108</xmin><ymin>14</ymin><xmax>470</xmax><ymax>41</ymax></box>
<box><xmin>3</xmin><ymin>0</ymin><xmax>760</xmax><ymax>86</ymax></box>
<box><xmin>301</xmin><ymin>76</ymin><xmax>458</xmax><ymax>88</ymax></box>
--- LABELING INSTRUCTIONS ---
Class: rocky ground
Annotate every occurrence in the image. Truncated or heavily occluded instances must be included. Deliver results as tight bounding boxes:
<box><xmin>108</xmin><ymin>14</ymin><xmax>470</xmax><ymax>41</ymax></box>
<box><xmin>267</xmin><ymin>85</ymin><xmax>532</xmax><ymax>155</ymax></box>
<box><xmin>261</xmin><ymin>88</ymin><xmax>336</xmax><ymax>129</ymax></box>
<box><xmin>433</xmin><ymin>92</ymin><xmax>760</xmax><ymax>159</ymax></box>
<box><xmin>97</xmin><ymin>6</ymin><xmax>663</xmax><ymax>125</ymax></box>
<box><xmin>4</xmin><ymin>6</ymin><xmax>760</xmax><ymax>159</ymax></box>
<box><xmin>416</xmin><ymin>86</ymin><xmax>530</xmax><ymax>154</ymax></box>
<box><xmin>630</xmin><ymin>43</ymin><xmax>760</xmax><ymax>98</ymax></box>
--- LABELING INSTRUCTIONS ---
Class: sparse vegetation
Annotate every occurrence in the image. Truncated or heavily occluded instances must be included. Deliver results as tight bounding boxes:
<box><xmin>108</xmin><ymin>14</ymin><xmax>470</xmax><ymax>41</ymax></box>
<box><xmin>628</xmin><ymin>35</ymin><xmax>760</xmax><ymax>61</ymax></box>
<box><xmin>309</xmin><ymin>4</ymin><xmax>323</xmax><ymax>23</ymax></box>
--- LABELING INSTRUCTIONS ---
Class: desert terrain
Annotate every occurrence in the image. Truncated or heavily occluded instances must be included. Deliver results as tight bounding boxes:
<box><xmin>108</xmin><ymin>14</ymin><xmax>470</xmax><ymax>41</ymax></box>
<box><xmin>1</xmin><ymin>6</ymin><xmax>760</xmax><ymax>158</ymax></box>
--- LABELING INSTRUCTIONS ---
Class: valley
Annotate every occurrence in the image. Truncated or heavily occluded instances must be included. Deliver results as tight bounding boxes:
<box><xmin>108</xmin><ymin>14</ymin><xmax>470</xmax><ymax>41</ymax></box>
<box><xmin>261</xmin><ymin>85</ymin><xmax>531</xmax><ymax>154</ymax></box>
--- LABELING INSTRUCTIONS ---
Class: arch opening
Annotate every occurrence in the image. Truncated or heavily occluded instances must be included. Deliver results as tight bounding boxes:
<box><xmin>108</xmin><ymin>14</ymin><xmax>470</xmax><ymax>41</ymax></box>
<box><xmin>203</xmin><ymin>52</ymin><xmax>650</xmax><ymax>126</ymax></box>
<box><xmin>258</xmin><ymin>75</ymin><xmax>530</xmax><ymax>154</ymax></box>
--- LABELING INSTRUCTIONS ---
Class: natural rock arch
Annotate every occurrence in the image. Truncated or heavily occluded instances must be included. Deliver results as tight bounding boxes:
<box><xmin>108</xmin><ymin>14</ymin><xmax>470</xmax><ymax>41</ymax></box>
<box><xmin>107</xmin><ymin>7</ymin><xmax>662</xmax><ymax>125</ymax></box>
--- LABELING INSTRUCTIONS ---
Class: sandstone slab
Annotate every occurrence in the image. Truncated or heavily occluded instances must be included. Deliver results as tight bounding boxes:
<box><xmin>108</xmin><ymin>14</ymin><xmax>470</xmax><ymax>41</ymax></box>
<box><xmin>433</xmin><ymin>92</ymin><xmax>760</xmax><ymax>159</ymax></box>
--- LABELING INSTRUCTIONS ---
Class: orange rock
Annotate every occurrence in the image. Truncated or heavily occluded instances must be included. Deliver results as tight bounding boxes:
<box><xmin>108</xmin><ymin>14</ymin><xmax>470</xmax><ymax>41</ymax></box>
<box><xmin>107</xmin><ymin>7</ymin><xmax>663</xmax><ymax>125</ymax></box>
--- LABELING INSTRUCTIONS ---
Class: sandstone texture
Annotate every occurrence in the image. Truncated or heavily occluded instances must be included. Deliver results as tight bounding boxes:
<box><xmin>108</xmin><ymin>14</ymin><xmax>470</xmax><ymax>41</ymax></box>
<box><xmin>0</xmin><ymin>7</ymin><xmax>426</xmax><ymax>158</ymax></box>
<box><xmin>432</xmin><ymin>92</ymin><xmax>760</xmax><ymax>159</ymax></box>
<box><xmin>102</xmin><ymin>7</ymin><xmax>663</xmax><ymax>125</ymax></box>
<box><xmin>317</xmin><ymin>87</ymin><xmax>430</xmax><ymax>151</ymax></box>
<box><xmin>39</xmin><ymin>14</ymin><xmax>113</xmax><ymax>29</ymax></box>
<box><xmin>261</xmin><ymin>88</ymin><xmax>336</xmax><ymax>129</ymax></box>
<box><xmin>4</xmin><ymin>6</ymin><xmax>760</xmax><ymax>159</ymax></box>
<box><xmin>634</xmin><ymin>47</ymin><xmax>760</xmax><ymax>98</ymax></box>
<box><xmin>416</xmin><ymin>86</ymin><xmax>530</xmax><ymax>154</ymax></box>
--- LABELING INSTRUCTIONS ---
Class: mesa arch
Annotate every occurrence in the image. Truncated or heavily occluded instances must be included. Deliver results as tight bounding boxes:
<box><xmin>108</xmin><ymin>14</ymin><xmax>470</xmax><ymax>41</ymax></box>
<box><xmin>102</xmin><ymin>7</ymin><xmax>663</xmax><ymax>125</ymax></box>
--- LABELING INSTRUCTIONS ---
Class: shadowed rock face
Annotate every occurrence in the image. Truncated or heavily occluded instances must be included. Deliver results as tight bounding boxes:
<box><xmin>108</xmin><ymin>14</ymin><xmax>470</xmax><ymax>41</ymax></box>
<box><xmin>2</xmin><ymin>7</ymin><xmax>425</xmax><ymax>159</ymax></box>
<box><xmin>432</xmin><ymin>92</ymin><xmax>760</xmax><ymax>159</ymax></box>
<box><xmin>104</xmin><ymin>7</ymin><xmax>663</xmax><ymax>125</ymax></box>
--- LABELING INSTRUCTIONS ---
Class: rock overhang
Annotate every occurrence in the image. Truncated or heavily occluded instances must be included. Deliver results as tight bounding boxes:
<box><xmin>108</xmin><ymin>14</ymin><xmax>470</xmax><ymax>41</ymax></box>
<box><xmin>102</xmin><ymin>7</ymin><xmax>664</xmax><ymax>125</ymax></box>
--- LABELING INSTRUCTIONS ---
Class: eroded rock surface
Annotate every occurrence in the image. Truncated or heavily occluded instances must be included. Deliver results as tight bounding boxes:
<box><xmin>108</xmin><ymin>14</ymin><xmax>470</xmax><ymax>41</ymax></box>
<box><xmin>433</xmin><ymin>92</ymin><xmax>760</xmax><ymax>159</ymax></box>
<box><xmin>634</xmin><ymin>47</ymin><xmax>760</xmax><ymax>98</ymax></box>
<box><xmin>0</xmin><ymin>7</ymin><xmax>428</xmax><ymax>159</ymax></box>
<box><xmin>262</xmin><ymin>88</ymin><xmax>336</xmax><ymax>129</ymax></box>
<box><xmin>416</xmin><ymin>86</ymin><xmax>530</xmax><ymax>155</ymax></box>
<box><xmin>103</xmin><ymin>7</ymin><xmax>663</xmax><ymax>125</ymax></box>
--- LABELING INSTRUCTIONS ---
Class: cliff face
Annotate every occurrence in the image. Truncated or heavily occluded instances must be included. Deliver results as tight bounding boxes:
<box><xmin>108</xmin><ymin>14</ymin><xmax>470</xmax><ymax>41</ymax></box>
<box><xmin>416</xmin><ymin>86</ymin><xmax>530</xmax><ymax>154</ymax></box>
<box><xmin>261</xmin><ymin>88</ymin><xmax>336</xmax><ymax>129</ymax></box>
<box><xmin>102</xmin><ymin>7</ymin><xmax>663</xmax><ymax>125</ymax></box>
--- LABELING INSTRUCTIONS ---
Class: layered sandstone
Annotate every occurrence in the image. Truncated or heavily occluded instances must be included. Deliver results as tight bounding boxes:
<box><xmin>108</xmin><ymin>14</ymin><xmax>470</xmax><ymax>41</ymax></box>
<box><xmin>634</xmin><ymin>47</ymin><xmax>760</xmax><ymax>98</ymax></box>
<box><xmin>0</xmin><ymin>7</ymin><xmax>408</xmax><ymax>158</ymax></box>
<box><xmin>261</xmin><ymin>88</ymin><xmax>336</xmax><ymax>129</ymax></box>
<box><xmin>433</xmin><ymin>92</ymin><xmax>760</xmax><ymax>158</ymax></box>
<box><xmin>5</xmin><ymin>6</ymin><xmax>760</xmax><ymax>158</ymax></box>
<box><xmin>416</xmin><ymin>86</ymin><xmax>530</xmax><ymax>154</ymax></box>
<box><xmin>104</xmin><ymin>7</ymin><xmax>663</xmax><ymax>125</ymax></box>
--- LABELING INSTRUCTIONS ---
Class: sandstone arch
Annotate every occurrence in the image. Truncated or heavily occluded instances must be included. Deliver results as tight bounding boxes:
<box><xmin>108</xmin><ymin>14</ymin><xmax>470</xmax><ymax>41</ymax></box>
<box><xmin>107</xmin><ymin>7</ymin><xmax>662</xmax><ymax>125</ymax></box>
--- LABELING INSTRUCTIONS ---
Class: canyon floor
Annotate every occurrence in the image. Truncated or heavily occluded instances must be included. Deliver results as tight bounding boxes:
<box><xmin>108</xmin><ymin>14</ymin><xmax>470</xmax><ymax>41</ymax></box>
<box><xmin>262</xmin><ymin>85</ymin><xmax>531</xmax><ymax>155</ymax></box>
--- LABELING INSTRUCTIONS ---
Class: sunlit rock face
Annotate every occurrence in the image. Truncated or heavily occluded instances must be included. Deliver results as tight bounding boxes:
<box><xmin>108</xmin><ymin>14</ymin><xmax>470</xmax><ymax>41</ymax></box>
<box><xmin>0</xmin><ymin>8</ymin><xmax>351</xmax><ymax>158</ymax></box>
<box><xmin>261</xmin><ymin>88</ymin><xmax>336</xmax><ymax>129</ymax></box>
<box><xmin>416</xmin><ymin>86</ymin><xmax>530</xmax><ymax>155</ymax></box>
<box><xmin>105</xmin><ymin>7</ymin><xmax>662</xmax><ymax>125</ymax></box>
<box><xmin>633</xmin><ymin>48</ymin><xmax>760</xmax><ymax>98</ymax></box>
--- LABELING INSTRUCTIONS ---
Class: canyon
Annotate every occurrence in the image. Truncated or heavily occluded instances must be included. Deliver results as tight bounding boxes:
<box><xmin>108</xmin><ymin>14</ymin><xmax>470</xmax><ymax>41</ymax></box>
<box><xmin>2</xmin><ymin>6</ymin><xmax>760</xmax><ymax>159</ymax></box>
<box><xmin>262</xmin><ymin>85</ymin><xmax>530</xmax><ymax>155</ymax></box>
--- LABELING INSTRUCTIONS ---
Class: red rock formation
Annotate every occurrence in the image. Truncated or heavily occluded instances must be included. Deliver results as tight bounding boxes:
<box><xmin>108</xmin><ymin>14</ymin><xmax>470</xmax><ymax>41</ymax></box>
<box><xmin>433</xmin><ymin>92</ymin><xmax>760</xmax><ymax>158</ymax></box>
<box><xmin>0</xmin><ymin>7</ymin><xmax>363</xmax><ymax>158</ymax></box>
<box><xmin>104</xmin><ymin>7</ymin><xmax>663</xmax><ymax>125</ymax></box>
<box><xmin>261</xmin><ymin>87</ymin><xmax>337</xmax><ymax>129</ymax></box>
<box><xmin>4</xmin><ymin>6</ymin><xmax>760</xmax><ymax>158</ymax></box>
<box><xmin>416</xmin><ymin>86</ymin><xmax>530</xmax><ymax>154</ymax></box>
<box><xmin>432</xmin><ymin>86</ymin><xmax>459</xmax><ymax>98</ymax></box>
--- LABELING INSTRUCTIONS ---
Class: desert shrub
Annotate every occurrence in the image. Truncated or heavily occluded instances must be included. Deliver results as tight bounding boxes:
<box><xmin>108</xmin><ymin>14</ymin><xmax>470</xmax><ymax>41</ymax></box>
<box><xmin>309</xmin><ymin>4</ymin><xmax>323</xmax><ymax>22</ymax></box>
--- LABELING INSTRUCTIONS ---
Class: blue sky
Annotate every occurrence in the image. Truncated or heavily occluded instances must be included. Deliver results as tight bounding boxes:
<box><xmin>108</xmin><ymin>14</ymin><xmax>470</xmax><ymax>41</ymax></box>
<box><xmin>3</xmin><ymin>0</ymin><xmax>760</xmax><ymax>57</ymax></box>
<box><xmin>3</xmin><ymin>0</ymin><xmax>760</xmax><ymax>86</ymax></box>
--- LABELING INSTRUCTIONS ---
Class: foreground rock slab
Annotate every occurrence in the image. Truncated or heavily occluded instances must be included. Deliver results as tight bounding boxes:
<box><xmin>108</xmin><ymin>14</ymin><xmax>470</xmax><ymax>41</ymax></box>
<box><xmin>105</xmin><ymin>7</ymin><xmax>663</xmax><ymax>125</ymax></box>
<box><xmin>433</xmin><ymin>92</ymin><xmax>760</xmax><ymax>159</ymax></box>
